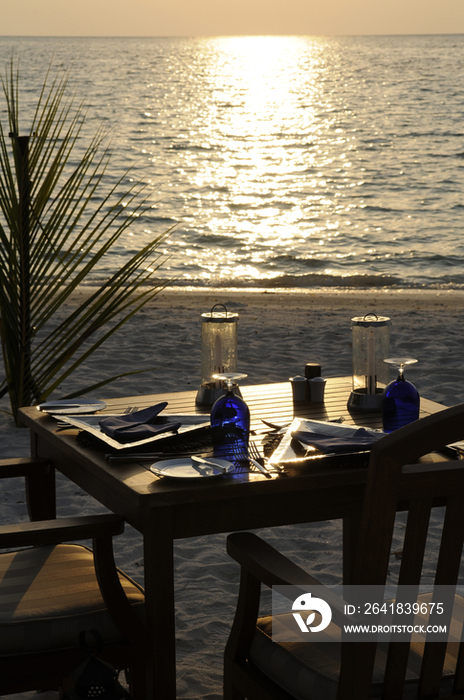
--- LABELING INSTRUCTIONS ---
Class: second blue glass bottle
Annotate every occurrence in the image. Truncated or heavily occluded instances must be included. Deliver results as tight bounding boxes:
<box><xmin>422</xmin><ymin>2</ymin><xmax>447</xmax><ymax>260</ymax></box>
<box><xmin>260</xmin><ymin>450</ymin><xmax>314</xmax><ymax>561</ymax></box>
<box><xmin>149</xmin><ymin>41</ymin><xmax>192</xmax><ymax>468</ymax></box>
<box><xmin>382</xmin><ymin>358</ymin><xmax>420</xmax><ymax>432</ymax></box>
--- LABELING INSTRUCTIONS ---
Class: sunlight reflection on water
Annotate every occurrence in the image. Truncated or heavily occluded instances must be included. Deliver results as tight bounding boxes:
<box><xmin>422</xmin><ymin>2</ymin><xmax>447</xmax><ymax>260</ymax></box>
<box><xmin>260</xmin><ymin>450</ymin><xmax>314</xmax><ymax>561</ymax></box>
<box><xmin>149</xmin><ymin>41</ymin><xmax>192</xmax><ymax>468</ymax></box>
<box><xmin>1</xmin><ymin>35</ymin><xmax>464</xmax><ymax>288</ymax></box>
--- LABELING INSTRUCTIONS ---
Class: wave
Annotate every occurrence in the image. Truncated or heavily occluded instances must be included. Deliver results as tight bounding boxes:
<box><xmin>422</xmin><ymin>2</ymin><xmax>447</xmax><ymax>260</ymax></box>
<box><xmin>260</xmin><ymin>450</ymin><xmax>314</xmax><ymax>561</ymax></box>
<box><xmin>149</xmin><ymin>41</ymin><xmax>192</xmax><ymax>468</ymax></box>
<box><xmin>84</xmin><ymin>267</ymin><xmax>464</xmax><ymax>291</ymax></box>
<box><xmin>146</xmin><ymin>272</ymin><xmax>405</xmax><ymax>290</ymax></box>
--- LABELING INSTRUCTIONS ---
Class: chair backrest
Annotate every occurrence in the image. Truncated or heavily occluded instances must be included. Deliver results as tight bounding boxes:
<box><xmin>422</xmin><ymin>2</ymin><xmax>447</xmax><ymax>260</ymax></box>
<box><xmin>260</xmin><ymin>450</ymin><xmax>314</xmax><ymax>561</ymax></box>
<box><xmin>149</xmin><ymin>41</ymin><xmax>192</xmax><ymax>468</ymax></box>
<box><xmin>338</xmin><ymin>403</ymin><xmax>464</xmax><ymax>699</ymax></box>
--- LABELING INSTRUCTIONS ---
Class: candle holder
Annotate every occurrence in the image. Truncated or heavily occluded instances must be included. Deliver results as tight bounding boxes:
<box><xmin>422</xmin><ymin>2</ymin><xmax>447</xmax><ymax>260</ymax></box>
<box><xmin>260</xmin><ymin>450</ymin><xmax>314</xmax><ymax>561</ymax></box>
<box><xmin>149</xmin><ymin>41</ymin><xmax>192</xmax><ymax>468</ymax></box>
<box><xmin>195</xmin><ymin>304</ymin><xmax>240</xmax><ymax>406</ymax></box>
<box><xmin>347</xmin><ymin>313</ymin><xmax>391</xmax><ymax>412</ymax></box>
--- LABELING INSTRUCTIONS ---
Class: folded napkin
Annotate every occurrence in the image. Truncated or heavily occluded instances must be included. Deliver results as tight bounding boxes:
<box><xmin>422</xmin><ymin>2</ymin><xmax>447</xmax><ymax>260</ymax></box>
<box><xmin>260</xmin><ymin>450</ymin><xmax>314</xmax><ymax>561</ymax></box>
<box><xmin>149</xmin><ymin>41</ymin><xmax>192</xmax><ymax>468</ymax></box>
<box><xmin>99</xmin><ymin>402</ymin><xmax>182</xmax><ymax>444</ymax></box>
<box><xmin>292</xmin><ymin>427</ymin><xmax>382</xmax><ymax>454</ymax></box>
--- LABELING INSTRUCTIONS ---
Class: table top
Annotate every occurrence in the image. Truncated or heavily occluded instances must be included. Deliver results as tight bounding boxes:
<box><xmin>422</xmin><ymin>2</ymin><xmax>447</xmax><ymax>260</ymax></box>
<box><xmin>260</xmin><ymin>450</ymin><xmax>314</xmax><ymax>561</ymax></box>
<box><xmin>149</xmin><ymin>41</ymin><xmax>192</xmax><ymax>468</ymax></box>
<box><xmin>18</xmin><ymin>377</ymin><xmax>446</xmax><ymax>536</ymax></box>
<box><xmin>22</xmin><ymin>375</ymin><xmax>442</xmax><ymax>427</ymax></box>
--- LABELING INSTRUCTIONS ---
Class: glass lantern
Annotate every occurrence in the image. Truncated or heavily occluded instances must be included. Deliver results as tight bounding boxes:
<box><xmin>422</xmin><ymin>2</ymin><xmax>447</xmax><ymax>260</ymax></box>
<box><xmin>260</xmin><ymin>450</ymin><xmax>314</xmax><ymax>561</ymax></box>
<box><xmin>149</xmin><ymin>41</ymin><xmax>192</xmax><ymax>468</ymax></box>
<box><xmin>195</xmin><ymin>304</ymin><xmax>240</xmax><ymax>406</ymax></box>
<box><xmin>347</xmin><ymin>313</ymin><xmax>391</xmax><ymax>412</ymax></box>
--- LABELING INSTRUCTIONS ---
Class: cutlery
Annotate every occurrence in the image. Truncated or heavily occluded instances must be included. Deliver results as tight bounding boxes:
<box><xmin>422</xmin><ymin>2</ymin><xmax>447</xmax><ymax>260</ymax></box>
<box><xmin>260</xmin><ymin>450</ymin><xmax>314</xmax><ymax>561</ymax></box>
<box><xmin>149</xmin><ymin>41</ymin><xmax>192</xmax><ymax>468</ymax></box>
<box><xmin>106</xmin><ymin>451</ymin><xmax>205</xmax><ymax>463</ymax></box>
<box><xmin>191</xmin><ymin>455</ymin><xmax>230</xmax><ymax>473</ymax></box>
<box><xmin>246</xmin><ymin>455</ymin><xmax>272</xmax><ymax>478</ymax></box>
<box><xmin>235</xmin><ymin>450</ymin><xmax>272</xmax><ymax>478</ymax></box>
<box><xmin>41</xmin><ymin>403</ymin><xmax>83</xmax><ymax>411</ymax></box>
<box><xmin>261</xmin><ymin>416</ymin><xmax>345</xmax><ymax>431</ymax></box>
<box><xmin>57</xmin><ymin>406</ymin><xmax>138</xmax><ymax>428</ymax></box>
<box><xmin>249</xmin><ymin>440</ymin><xmax>286</xmax><ymax>475</ymax></box>
<box><xmin>260</xmin><ymin>419</ymin><xmax>291</xmax><ymax>431</ymax></box>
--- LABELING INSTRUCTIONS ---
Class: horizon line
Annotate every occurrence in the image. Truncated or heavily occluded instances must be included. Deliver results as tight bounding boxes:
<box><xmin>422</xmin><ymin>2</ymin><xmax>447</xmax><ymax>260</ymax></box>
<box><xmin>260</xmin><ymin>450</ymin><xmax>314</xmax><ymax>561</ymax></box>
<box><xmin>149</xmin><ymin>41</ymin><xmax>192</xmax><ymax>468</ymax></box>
<box><xmin>1</xmin><ymin>32</ymin><xmax>464</xmax><ymax>39</ymax></box>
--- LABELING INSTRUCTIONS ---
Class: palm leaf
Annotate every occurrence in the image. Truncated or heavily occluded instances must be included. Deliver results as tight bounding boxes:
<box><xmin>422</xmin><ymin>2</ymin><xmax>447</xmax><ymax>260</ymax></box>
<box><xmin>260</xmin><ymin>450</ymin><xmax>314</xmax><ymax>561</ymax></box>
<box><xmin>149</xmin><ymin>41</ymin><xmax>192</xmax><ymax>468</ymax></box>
<box><xmin>0</xmin><ymin>60</ymin><xmax>174</xmax><ymax>423</ymax></box>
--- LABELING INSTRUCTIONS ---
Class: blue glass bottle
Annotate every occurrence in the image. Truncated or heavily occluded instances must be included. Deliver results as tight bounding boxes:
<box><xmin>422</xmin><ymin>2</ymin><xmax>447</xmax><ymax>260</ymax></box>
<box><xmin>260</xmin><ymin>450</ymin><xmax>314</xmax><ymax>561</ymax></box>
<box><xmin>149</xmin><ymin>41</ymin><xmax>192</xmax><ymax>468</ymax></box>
<box><xmin>210</xmin><ymin>373</ymin><xmax>250</xmax><ymax>458</ymax></box>
<box><xmin>382</xmin><ymin>359</ymin><xmax>420</xmax><ymax>433</ymax></box>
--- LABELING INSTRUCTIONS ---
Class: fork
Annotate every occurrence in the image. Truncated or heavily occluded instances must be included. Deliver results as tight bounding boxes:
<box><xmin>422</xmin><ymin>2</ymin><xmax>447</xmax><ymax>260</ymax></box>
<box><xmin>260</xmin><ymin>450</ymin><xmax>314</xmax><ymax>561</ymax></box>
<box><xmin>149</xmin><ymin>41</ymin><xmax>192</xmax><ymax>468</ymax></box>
<box><xmin>56</xmin><ymin>404</ymin><xmax>139</xmax><ymax>426</ymax></box>
<box><xmin>56</xmin><ymin>405</ymin><xmax>140</xmax><ymax>431</ymax></box>
<box><xmin>249</xmin><ymin>440</ymin><xmax>286</xmax><ymax>475</ymax></box>
<box><xmin>235</xmin><ymin>449</ymin><xmax>272</xmax><ymax>478</ymax></box>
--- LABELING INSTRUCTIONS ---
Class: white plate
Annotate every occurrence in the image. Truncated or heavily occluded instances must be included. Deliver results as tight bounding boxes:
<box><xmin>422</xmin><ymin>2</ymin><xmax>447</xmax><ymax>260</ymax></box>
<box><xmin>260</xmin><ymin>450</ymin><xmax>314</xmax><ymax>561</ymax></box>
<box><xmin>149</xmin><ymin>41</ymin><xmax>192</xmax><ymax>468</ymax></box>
<box><xmin>150</xmin><ymin>457</ymin><xmax>234</xmax><ymax>479</ymax></box>
<box><xmin>37</xmin><ymin>399</ymin><xmax>107</xmax><ymax>414</ymax></box>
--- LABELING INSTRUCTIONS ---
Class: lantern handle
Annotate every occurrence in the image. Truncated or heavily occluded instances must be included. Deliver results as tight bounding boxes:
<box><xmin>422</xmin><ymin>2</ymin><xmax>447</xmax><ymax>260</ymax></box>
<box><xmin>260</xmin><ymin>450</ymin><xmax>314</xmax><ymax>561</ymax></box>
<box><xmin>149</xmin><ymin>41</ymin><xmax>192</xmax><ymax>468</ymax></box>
<box><xmin>211</xmin><ymin>303</ymin><xmax>229</xmax><ymax>317</ymax></box>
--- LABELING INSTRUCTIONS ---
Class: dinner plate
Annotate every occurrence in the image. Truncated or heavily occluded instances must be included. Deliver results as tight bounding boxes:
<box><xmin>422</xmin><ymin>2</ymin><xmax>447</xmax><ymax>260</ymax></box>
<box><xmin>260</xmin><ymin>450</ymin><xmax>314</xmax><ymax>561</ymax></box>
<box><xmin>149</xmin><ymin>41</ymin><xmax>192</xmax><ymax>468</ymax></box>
<box><xmin>149</xmin><ymin>457</ymin><xmax>234</xmax><ymax>479</ymax></box>
<box><xmin>37</xmin><ymin>399</ymin><xmax>107</xmax><ymax>415</ymax></box>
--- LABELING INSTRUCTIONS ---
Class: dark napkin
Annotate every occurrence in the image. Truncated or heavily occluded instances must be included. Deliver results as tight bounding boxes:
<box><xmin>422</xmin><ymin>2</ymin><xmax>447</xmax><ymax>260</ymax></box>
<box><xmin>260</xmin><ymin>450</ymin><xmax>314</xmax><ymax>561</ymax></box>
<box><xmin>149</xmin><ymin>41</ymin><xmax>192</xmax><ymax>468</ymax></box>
<box><xmin>99</xmin><ymin>402</ymin><xmax>182</xmax><ymax>444</ymax></box>
<box><xmin>292</xmin><ymin>427</ymin><xmax>382</xmax><ymax>454</ymax></box>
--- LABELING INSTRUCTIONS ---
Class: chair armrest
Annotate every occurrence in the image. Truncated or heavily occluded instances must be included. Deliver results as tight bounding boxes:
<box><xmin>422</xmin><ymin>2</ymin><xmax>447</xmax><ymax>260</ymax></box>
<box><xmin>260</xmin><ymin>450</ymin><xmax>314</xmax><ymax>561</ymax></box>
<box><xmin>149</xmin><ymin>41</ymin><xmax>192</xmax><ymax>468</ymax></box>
<box><xmin>227</xmin><ymin>531</ymin><xmax>323</xmax><ymax>590</ymax></box>
<box><xmin>226</xmin><ymin>532</ymin><xmax>348</xmax><ymax>662</ymax></box>
<box><xmin>0</xmin><ymin>457</ymin><xmax>50</xmax><ymax>479</ymax></box>
<box><xmin>227</xmin><ymin>532</ymin><xmax>347</xmax><ymax>619</ymax></box>
<box><xmin>0</xmin><ymin>513</ymin><xmax>124</xmax><ymax>549</ymax></box>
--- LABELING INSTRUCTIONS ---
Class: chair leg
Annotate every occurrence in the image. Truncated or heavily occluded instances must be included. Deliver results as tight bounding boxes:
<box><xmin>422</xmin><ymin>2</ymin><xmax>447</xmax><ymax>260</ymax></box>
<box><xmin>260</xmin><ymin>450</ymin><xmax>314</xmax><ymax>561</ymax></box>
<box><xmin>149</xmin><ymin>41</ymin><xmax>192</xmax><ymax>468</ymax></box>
<box><xmin>224</xmin><ymin>681</ymin><xmax>246</xmax><ymax>700</ymax></box>
<box><xmin>224</xmin><ymin>660</ymin><xmax>246</xmax><ymax>700</ymax></box>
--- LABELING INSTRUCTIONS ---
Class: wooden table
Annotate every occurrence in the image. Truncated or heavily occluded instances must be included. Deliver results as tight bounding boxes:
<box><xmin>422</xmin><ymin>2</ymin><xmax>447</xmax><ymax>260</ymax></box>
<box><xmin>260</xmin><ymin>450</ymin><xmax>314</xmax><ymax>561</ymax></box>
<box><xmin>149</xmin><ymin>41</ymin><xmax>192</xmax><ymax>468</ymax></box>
<box><xmin>18</xmin><ymin>377</ymin><xmax>445</xmax><ymax>698</ymax></box>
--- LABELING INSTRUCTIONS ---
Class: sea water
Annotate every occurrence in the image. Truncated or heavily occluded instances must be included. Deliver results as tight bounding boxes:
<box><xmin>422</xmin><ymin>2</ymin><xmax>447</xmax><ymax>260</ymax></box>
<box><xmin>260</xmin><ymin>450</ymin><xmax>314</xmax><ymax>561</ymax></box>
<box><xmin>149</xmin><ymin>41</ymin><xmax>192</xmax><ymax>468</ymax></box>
<box><xmin>1</xmin><ymin>34</ymin><xmax>463</xmax><ymax>291</ymax></box>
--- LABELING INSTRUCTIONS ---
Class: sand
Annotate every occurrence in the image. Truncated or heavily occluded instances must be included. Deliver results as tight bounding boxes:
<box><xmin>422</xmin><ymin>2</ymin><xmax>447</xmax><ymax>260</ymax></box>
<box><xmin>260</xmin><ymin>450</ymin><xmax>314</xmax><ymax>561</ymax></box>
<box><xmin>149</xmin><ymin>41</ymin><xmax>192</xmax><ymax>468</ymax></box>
<box><xmin>1</xmin><ymin>287</ymin><xmax>464</xmax><ymax>699</ymax></box>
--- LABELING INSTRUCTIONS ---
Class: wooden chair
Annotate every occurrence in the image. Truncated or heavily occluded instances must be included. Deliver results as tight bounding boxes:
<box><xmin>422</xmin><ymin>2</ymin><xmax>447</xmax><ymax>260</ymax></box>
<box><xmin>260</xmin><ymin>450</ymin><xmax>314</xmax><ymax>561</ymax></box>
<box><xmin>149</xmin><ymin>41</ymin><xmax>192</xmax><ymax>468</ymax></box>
<box><xmin>225</xmin><ymin>403</ymin><xmax>464</xmax><ymax>700</ymax></box>
<box><xmin>0</xmin><ymin>457</ymin><xmax>148</xmax><ymax>697</ymax></box>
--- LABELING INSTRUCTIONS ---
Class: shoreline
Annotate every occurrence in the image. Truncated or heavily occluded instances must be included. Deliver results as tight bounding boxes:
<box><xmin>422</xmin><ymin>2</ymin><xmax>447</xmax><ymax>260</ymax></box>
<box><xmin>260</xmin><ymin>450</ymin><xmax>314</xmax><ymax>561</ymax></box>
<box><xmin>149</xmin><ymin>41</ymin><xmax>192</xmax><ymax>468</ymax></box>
<box><xmin>69</xmin><ymin>284</ymin><xmax>464</xmax><ymax>309</ymax></box>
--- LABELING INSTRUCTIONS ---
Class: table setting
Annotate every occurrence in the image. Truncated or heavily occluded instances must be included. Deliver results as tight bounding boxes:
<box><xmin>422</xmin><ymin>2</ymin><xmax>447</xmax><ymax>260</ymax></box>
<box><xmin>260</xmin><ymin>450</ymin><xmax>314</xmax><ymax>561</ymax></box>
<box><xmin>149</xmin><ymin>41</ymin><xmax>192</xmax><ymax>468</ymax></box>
<box><xmin>266</xmin><ymin>417</ymin><xmax>385</xmax><ymax>470</ymax></box>
<box><xmin>35</xmin><ymin>382</ymin><xmax>387</xmax><ymax>481</ymax></box>
<box><xmin>53</xmin><ymin>403</ymin><xmax>210</xmax><ymax>451</ymax></box>
<box><xmin>32</xmin><ymin>309</ymin><xmax>432</xmax><ymax>481</ymax></box>
<box><xmin>37</xmin><ymin>393</ymin><xmax>282</xmax><ymax>479</ymax></box>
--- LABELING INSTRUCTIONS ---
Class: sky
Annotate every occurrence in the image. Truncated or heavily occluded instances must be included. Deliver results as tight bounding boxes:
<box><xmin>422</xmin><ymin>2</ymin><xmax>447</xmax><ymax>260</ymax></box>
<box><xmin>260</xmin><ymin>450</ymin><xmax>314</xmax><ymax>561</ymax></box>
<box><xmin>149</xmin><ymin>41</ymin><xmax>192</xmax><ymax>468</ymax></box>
<box><xmin>2</xmin><ymin>0</ymin><xmax>463</xmax><ymax>37</ymax></box>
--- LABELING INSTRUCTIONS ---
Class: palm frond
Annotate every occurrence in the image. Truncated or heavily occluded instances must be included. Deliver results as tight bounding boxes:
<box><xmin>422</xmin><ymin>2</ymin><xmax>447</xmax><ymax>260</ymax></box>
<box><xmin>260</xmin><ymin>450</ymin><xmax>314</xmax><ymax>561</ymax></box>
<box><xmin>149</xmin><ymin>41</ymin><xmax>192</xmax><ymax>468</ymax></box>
<box><xmin>0</xmin><ymin>59</ymin><xmax>174</xmax><ymax>423</ymax></box>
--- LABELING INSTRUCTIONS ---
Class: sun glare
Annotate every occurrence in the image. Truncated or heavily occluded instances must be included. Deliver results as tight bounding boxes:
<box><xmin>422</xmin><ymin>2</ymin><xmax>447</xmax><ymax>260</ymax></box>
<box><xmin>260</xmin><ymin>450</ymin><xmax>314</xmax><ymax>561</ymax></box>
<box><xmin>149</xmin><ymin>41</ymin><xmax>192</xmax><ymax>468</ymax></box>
<box><xmin>184</xmin><ymin>36</ymin><xmax>328</xmax><ymax>281</ymax></box>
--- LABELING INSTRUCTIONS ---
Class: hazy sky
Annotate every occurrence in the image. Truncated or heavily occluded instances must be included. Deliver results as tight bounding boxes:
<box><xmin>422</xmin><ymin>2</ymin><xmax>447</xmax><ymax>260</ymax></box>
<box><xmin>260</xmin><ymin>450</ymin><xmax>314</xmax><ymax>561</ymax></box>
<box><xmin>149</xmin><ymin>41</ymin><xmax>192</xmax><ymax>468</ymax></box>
<box><xmin>2</xmin><ymin>0</ymin><xmax>463</xmax><ymax>37</ymax></box>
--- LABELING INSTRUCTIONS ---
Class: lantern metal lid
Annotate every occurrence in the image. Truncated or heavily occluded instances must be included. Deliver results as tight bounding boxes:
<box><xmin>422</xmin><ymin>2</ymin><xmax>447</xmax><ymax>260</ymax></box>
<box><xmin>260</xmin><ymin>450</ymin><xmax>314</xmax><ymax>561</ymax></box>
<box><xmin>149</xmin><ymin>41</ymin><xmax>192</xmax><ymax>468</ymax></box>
<box><xmin>196</xmin><ymin>303</ymin><xmax>240</xmax><ymax>406</ymax></box>
<box><xmin>347</xmin><ymin>312</ymin><xmax>391</xmax><ymax>412</ymax></box>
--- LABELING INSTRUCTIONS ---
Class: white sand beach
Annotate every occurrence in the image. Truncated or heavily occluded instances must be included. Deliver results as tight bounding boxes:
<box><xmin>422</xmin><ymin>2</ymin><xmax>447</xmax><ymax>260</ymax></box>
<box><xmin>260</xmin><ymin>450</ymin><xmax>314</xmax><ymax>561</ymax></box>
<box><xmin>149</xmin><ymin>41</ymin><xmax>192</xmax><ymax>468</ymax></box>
<box><xmin>1</xmin><ymin>287</ymin><xmax>464</xmax><ymax>699</ymax></box>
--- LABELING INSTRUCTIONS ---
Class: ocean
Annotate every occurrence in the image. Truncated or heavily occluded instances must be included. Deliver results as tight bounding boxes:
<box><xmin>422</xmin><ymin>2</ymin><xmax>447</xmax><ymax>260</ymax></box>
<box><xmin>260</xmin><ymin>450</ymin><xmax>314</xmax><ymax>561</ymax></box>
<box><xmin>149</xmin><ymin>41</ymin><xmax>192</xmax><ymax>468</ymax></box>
<box><xmin>0</xmin><ymin>34</ymin><xmax>463</xmax><ymax>290</ymax></box>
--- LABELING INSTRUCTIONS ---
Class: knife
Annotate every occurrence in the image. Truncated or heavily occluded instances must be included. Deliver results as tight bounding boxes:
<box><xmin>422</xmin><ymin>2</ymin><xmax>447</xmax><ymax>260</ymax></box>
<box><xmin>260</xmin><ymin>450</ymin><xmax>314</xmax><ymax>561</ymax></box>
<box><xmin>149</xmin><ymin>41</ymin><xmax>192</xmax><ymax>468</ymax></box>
<box><xmin>191</xmin><ymin>455</ymin><xmax>230</xmax><ymax>473</ymax></box>
<box><xmin>106</xmin><ymin>451</ymin><xmax>203</xmax><ymax>463</ymax></box>
<box><xmin>260</xmin><ymin>419</ymin><xmax>290</xmax><ymax>431</ymax></box>
<box><xmin>245</xmin><ymin>455</ymin><xmax>272</xmax><ymax>478</ymax></box>
<box><xmin>39</xmin><ymin>404</ymin><xmax>84</xmax><ymax>411</ymax></box>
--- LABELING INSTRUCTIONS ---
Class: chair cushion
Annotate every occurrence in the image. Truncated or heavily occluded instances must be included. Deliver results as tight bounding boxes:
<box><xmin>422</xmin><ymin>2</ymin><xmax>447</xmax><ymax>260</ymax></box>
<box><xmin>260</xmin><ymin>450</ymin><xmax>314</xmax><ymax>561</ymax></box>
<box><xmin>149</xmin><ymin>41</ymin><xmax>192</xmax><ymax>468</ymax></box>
<box><xmin>250</xmin><ymin>593</ymin><xmax>463</xmax><ymax>700</ymax></box>
<box><xmin>0</xmin><ymin>543</ymin><xmax>145</xmax><ymax>654</ymax></box>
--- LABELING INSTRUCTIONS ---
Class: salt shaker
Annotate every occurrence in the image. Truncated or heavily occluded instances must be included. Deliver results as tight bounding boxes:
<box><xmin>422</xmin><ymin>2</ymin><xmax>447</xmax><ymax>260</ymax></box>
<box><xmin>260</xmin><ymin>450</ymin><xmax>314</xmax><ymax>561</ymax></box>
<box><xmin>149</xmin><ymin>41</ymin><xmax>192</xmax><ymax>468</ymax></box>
<box><xmin>304</xmin><ymin>362</ymin><xmax>321</xmax><ymax>401</ymax></box>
